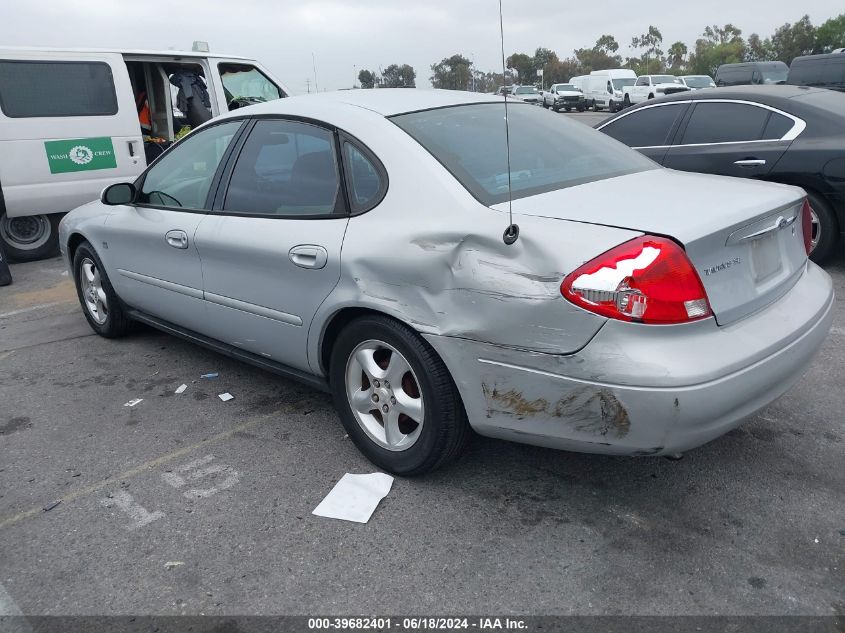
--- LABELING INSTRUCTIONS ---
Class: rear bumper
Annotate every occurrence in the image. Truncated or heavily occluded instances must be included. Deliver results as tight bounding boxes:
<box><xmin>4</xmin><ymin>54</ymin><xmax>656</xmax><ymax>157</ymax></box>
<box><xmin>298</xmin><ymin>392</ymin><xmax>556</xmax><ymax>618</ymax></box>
<box><xmin>423</xmin><ymin>262</ymin><xmax>833</xmax><ymax>455</ymax></box>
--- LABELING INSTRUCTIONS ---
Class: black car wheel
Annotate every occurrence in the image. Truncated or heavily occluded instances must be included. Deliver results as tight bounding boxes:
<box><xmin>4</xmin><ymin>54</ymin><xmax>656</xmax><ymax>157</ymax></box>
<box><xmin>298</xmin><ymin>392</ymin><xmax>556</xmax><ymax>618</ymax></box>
<box><xmin>807</xmin><ymin>191</ymin><xmax>839</xmax><ymax>264</ymax></box>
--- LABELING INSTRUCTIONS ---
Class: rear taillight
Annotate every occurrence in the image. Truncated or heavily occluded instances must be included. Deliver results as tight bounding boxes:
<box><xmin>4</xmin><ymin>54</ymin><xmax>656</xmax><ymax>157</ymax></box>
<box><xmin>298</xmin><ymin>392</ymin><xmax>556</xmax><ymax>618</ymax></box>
<box><xmin>561</xmin><ymin>235</ymin><xmax>712</xmax><ymax>324</ymax></box>
<box><xmin>801</xmin><ymin>199</ymin><xmax>813</xmax><ymax>256</ymax></box>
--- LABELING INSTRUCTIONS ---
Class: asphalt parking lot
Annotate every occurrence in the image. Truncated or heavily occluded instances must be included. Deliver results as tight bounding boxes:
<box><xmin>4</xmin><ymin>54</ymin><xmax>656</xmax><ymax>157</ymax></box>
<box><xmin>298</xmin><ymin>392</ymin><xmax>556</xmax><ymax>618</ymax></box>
<box><xmin>1</xmin><ymin>115</ymin><xmax>843</xmax><ymax>617</ymax></box>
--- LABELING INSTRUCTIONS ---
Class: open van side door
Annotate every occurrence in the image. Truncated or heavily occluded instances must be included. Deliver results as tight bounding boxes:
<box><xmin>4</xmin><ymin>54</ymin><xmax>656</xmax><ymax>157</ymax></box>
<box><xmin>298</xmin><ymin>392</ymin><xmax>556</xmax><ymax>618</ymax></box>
<box><xmin>0</xmin><ymin>50</ymin><xmax>144</xmax><ymax>218</ymax></box>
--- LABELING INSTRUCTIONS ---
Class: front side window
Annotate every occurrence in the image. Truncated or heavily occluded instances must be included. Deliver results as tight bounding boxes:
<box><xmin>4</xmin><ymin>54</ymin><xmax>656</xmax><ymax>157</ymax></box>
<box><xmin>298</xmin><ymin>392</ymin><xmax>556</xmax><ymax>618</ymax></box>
<box><xmin>139</xmin><ymin>120</ymin><xmax>242</xmax><ymax>209</ymax></box>
<box><xmin>636</xmin><ymin>77</ymin><xmax>648</xmax><ymax>86</ymax></box>
<box><xmin>223</xmin><ymin>119</ymin><xmax>341</xmax><ymax>216</ymax></box>
<box><xmin>0</xmin><ymin>60</ymin><xmax>117</xmax><ymax>117</ymax></box>
<box><xmin>219</xmin><ymin>63</ymin><xmax>284</xmax><ymax>110</ymax></box>
<box><xmin>392</xmin><ymin>103</ymin><xmax>656</xmax><ymax>206</ymax></box>
<box><xmin>681</xmin><ymin>102</ymin><xmax>769</xmax><ymax>144</ymax></box>
<box><xmin>601</xmin><ymin>104</ymin><xmax>687</xmax><ymax>147</ymax></box>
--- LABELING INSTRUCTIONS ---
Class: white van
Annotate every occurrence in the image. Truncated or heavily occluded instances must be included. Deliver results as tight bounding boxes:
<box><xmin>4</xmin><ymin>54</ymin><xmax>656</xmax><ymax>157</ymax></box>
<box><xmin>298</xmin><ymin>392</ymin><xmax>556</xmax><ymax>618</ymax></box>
<box><xmin>583</xmin><ymin>69</ymin><xmax>636</xmax><ymax>112</ymax></box>
<box><xmin>0</xmin><ymin>47</ymin><xmax>290</xmax><ymax>260</ymax></box>
<box><xmin>569</xmin><ymin>75</ymin><xmax>589</xmax><ymax>95</ymax></box>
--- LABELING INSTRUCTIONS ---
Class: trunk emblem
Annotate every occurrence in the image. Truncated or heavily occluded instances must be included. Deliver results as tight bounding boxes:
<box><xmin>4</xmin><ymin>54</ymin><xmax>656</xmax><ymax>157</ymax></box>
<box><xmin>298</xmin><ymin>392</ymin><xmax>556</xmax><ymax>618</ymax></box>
<box><xmin>702</xmin><ymin>257</ymin><xmax>741</xmax><ymax>277</ymax></box>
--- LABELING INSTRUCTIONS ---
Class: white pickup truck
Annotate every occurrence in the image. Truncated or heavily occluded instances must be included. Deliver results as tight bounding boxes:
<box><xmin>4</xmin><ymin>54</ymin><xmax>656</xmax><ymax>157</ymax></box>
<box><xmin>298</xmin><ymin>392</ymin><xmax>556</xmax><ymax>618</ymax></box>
<box><xmin>621</xmin><ymin>75</ymin><xmax>690</xmax><ymax>107</ymax></box>
<box><xmin>541</xmin><ymin>83</ymin><xmax>586</xmax><ymax>112</ymax></box>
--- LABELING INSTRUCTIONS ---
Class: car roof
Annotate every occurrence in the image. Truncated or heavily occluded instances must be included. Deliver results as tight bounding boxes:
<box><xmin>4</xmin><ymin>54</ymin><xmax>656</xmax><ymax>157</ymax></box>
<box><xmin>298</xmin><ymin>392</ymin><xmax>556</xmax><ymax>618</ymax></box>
<box><xmin>0</xmin><ymin>46</ymin><xmax>253</xmax><ymax>61</ymax></box>
<box><xmin>237</xmin><ymin>88</ymin><xmax>505</xmax><ymax>117</ymax></box>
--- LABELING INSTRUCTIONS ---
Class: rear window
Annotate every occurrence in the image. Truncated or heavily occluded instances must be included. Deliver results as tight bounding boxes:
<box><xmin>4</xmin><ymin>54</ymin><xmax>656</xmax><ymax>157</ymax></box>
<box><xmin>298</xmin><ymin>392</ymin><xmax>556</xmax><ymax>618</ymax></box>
<box><xmin>0</xmin><ymin>60</ymin><xmax>118</xmax><ymax>117</ymax></box>
<box><xmin>392</xmin><ymin>103</ymin><xmax>656</xmax><ymax>206</ymax></box>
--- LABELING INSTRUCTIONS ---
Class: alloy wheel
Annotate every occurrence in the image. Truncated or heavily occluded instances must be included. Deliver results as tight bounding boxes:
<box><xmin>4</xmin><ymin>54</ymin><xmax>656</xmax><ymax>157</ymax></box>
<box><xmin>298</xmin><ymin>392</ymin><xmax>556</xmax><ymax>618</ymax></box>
<box><xmin>345</xmin><ymin>339</ymin><xmax>425</xmax><ymax>451</ymax></box>
<box><xmin>809</xmin><ymin>207</ymin><xmax>821</xmax><ymax>253</ymax></box>
<box><xmin>80</xmin><ymin>257</ymin><xmax>109</xmax><ymax>325</ymax></box>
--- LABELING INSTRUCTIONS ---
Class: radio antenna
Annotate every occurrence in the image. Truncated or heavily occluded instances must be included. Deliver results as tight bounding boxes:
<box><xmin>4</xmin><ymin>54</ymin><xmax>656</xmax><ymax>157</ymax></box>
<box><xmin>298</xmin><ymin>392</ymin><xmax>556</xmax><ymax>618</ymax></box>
<box><xmin>498</xmin><ymin>0</ymin><xmax>519</xmax><ymax>245</ymax></box>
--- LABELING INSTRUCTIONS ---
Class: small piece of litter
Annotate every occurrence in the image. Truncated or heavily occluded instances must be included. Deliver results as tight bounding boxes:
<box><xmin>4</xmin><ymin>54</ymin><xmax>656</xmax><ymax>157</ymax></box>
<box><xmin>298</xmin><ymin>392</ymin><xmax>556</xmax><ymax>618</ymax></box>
<box><xmin>43</xmin><ymin>500</ymin><xmax>61</xmax><ymax>512</ymax></box>
<box><xmin>175</xmin><ymin>384</ymin><xmax>187</xmax><ymax>394</ymax></box>
<box><xmin>201</xmin><ymin>373</ymin><xmax>219</xmax><ymax>380</ymax></box>
<box><xmin>218</xmin><ymin>393</ymin><xmax>234</xmax><ymax>402</ymax></box>
<box><xmin>123</xmin><ymin>398</ymin><xmax>143</xmax><ymax>407</ymax></box>
<box><xmin>814</xmin><ymin>538</ymin><xmax>819</xmax><ymax>543</ymax></box>
<box><xmin>312</xmin><ymin>472</ymin><xmax>394</xmax><ymax>524</ymax></box>
<box><xmin>165</xmin><ymin>561</ymin><xmax>184</xmax><ymax>570</ymax></box>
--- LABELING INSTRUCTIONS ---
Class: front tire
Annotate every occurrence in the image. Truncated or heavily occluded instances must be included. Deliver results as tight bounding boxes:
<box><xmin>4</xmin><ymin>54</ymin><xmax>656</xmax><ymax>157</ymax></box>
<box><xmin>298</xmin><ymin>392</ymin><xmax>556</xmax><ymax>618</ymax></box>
<box><xmin>329</xmin><ymin>315</ymin><xmax>470</xmax><ymax>476</ymax></box>
<box><xmin>0</xmin><ymin>212</ymin><xmax>60</xmax><ymax>262</ymax></box>
<box><xmin>623</xmin><ymin>95</ymin><xmax>631</xmax><ymax>108</ymax></box>
<box><xmin>72</xmin><ymin>240</ymin><xmax>133</xmax><ymax>338</ymax></box>
<box><xmin>806</xmin><ymin>191</ymin><xmax>839</xmax><ymax>264</ymax></box>
<box><xmin>609</xmin><ymin>99</ymin><xmax>616</xmax><ymax>112</ymax></box>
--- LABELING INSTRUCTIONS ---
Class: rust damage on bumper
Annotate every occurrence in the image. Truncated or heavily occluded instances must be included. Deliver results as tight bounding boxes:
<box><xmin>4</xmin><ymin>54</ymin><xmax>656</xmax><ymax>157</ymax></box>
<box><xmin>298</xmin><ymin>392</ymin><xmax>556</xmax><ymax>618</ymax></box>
<box><xmin>481</xmin><ymin>382</ymin><xmax>631</xmax><ymax>439</ymax></box>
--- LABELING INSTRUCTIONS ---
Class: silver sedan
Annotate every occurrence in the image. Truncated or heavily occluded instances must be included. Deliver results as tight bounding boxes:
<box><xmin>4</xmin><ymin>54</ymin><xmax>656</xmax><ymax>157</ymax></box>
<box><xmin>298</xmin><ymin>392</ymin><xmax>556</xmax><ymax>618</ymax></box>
<box><xmin>60</xmin><ymin>89</ymin><xmax>834</xmax><ymax>475</ymax></box>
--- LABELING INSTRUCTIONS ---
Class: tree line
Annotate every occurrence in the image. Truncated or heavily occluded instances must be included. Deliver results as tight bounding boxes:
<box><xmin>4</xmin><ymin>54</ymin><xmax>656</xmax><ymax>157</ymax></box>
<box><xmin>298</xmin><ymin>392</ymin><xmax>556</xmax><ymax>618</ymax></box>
<box><xmin>356</xmin><ymin>12</ymin><xmax>843</xmax><ymax>91</ymax></box>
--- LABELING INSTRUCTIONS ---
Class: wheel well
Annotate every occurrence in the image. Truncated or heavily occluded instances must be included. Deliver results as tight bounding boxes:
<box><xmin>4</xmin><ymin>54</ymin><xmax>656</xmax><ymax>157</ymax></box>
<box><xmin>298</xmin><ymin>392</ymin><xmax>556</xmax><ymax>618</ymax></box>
<box><xmin>66</xmin><ymin>232</ymin><xmax>87</xmax><ymax>265</ymax></box>
<box><xmin>318</xmin><ymin>307</ymin><xmax>402</xmax><ymax>374</ymax></box>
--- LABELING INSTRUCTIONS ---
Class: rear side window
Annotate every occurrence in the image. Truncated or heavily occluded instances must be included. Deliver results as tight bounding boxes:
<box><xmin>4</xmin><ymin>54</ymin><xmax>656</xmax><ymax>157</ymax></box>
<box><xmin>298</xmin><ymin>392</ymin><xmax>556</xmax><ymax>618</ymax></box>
<box><xmin>0</xmin><ymin>60</ymin><xmax>117</xmax><ymax>117</ymax></box>
<box><xmin>343</xmin><ymin>142</ymin><xmax>385</xmax><ymax>212</ymax></box>
<box><xmin>600</xmin><ymin>104</ymin><xmax>687</xmax><ymax>147</ymax></box>
<box><xmin>762</xmin><ymin>112</ymin><xmax>794</xmax><ymax>140</ymax></box>
<box><xmin>392</xmin><ymin>103</ymin><xmax>656</xmax><ymax>206</ymax></box>
<box><xmin>224</xmin><ymin>119</ymin><xmax>342</xmax><ymax>216</ymax></box>
<box><xmin>680</xmin><ymin>102</ymin><xmax>768</xmax><ymax>144</ymax></box>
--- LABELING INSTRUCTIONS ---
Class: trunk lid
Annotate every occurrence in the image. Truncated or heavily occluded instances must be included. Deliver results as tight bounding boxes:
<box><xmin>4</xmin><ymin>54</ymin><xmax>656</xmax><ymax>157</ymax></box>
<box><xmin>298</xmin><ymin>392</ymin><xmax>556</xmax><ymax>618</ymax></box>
<box><xmin>496</xmin><ymin>168</ymin><xmax>808</xmax><ymax>326</ymax></box>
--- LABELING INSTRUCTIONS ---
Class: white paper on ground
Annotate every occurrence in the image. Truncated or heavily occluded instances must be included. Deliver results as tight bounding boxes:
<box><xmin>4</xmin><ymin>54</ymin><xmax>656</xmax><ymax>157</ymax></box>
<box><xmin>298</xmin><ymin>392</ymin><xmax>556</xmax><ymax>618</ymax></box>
<box><xmin>312</xmin><ymin>472</ymin><xmax>394</xmax><ymax>523</ymax></box>
<box><xmin>123</xmin><ymin>398</ymin><xmax>143</xmax><ymax>407</ymax></box>
<box><xmin>218</xmin><ymin>392</ymin><xmax>234</xmax><ymax>402</ymax></box>
<box><xmin>175</xmin><ymin>384</ymin><xmax>187</xmax><ymax>394</ymax></box>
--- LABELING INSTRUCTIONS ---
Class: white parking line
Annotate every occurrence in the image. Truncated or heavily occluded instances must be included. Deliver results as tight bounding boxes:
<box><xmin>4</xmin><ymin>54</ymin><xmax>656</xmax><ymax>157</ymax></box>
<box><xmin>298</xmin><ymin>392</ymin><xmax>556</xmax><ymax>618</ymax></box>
<box><xmin>0</xmin><ymin>301</ymin><xmax>68</xmax><ymax>319</ymax></box>
<box><xmin>0</xmin><ymin>582</ymin><xmax>23</xmax><ymax>616</ymax></box>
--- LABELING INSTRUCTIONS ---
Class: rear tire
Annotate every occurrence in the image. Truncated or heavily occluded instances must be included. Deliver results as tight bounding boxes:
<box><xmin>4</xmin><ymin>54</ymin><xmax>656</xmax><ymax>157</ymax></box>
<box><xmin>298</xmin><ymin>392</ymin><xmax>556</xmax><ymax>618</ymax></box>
<box><xmin>72</xmin><ymin>240</ymin><xmax>133</xmax><ymax>338</ymax></box>
<box><xmin>0</xmin><ymin>212</ymin><xmax>60</xmax><ymax>262</ymax></box>
<box><xmin>806</xmin><ymin>191</ymin><xmax>838</xmax><ymax>264</ymax></box>
<box><xmin>329</xmin><ymin>315</ymin><xmax>470</xmax><ymax>476</ymax></box>
<box><xmin>623</xmin><ymin>95</ymin><xmax>631</xmax><ymax>108</ymax></box>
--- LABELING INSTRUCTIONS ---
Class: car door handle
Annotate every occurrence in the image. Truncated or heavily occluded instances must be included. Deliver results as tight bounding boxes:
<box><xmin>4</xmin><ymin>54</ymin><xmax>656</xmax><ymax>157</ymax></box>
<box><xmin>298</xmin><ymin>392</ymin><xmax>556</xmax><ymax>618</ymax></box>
<box><xmin>734</xmin><ymin>159</ymin><xmax>766</xmax><ymax>167</ymax></box>
<box><xmin>165</xmin><ymin>229</ymin><xmax>188</xmax><ymax>249</ymax></box>
<box><xmin>289</xmin><ymin>244</ymin><xmax>328</xmax><ymax>269</ymax></box>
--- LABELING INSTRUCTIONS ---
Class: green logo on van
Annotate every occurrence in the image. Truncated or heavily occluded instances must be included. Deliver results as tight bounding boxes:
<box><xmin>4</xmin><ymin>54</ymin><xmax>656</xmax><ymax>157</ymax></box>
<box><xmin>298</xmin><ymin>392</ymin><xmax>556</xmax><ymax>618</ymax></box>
<box><xmin>44</xmin><ymin>137</ymin><xmax>117</xmax><ymax>174</ymax></box>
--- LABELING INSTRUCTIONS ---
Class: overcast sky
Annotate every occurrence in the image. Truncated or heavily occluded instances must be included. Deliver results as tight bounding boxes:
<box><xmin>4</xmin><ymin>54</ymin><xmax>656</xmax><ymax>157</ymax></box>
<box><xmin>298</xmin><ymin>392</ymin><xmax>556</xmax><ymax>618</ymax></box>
<box><xmin>0</xmin><ymin>0</ymin><xmax>838</xmax><ymax>93</ymax></box>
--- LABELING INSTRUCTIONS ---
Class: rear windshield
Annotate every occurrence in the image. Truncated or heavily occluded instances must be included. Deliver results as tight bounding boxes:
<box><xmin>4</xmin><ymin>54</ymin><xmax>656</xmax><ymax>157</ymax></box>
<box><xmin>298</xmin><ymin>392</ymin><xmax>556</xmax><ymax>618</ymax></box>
<box><xmin>652</xmin><ymin>75</ymin><xmax>681</xmax><ymax>84</ymax></box>
<box><xmin>515</xmin><ymin>86</ymin><xmax>537</xmax><ymax>94</ymax></box>
<box><xmin>391</xmin><ymin>103</ymin><xmax>656</xmax><ymax>206</ymax></box>
<box><xmin>792</xmin><ymin>88</ymin><xmax>845</xmax><ymax>116</ymax></box>
<box><xmin>683</xmin><ymin>76</ymin><xmax>714</xmax><ymax>88</ymax></box>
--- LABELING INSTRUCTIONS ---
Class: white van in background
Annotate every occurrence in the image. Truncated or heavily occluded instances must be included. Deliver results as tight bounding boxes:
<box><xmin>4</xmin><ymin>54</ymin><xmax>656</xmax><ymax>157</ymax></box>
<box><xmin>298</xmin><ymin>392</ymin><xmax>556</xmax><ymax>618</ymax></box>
<box><xmin>0</xmin><ymin>47</ymin><xmax>289</xmax><ymax>260</ymax></box>
<box><xmin>583</xmin><ymin>68</ymin><xmax>636</xmax><ymax>112</ymax></box>
<box><xmin>569</xmin><ymin>75</ymin><xmax>589</xmax><ymax>96</ymax></box>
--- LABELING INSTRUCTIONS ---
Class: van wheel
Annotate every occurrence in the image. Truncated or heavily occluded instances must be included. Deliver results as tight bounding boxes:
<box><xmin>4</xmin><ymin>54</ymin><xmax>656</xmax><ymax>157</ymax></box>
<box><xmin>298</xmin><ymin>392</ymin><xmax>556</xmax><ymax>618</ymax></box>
<box><xmin>72</xmin><ymin>241</ymin><xmax>133</xmax><ymax>337</ymax></box>
<box><xmin>0</xmin><ymin>212</ymin><xmax>60</xmax><ymax>262</ymax></box>
<box><xmin>806</xmin><ymin>192</ymin><xmax>838</xmax><ymax>264</ymax></box>
<box><xmin>648</xmin><ymin>93</ymin><xmax>655</xmax><ymax>100</ymax></box>
<box><xmin>329</xmin><ymin>315</ymin><xmax>470</xmax><ymax>476</ymax></box>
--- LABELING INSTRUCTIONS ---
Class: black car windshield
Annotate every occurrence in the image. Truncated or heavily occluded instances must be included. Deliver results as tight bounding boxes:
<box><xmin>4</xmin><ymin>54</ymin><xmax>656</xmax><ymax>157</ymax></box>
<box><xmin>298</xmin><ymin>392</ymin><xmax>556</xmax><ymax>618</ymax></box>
<box><xmin>611</xmin><ymin>78</ymin><xmax>635</xmax><ymax>89</ymax></box>
<box><xmin>515</xmin><ymin>86</ymin><xmax>537</xmax><ymax>94</ymax></box>
<box><xmin>683</xmin><ymin>76</ymin><xmax>714</xmax><ymax>88</ymax></box>
<box><xmin>392</xmin><ymin>103</ymin><xmax>656</xmax><ymax>206</ymax></box>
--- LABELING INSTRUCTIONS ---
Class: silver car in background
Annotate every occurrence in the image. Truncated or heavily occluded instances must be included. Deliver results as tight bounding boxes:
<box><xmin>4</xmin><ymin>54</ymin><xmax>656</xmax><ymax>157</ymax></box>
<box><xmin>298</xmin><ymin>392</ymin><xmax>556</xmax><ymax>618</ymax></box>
<box><xmin>60</xmin><ymin>89</ymin><xmax>833</xmax><ymax>475</ymax></box>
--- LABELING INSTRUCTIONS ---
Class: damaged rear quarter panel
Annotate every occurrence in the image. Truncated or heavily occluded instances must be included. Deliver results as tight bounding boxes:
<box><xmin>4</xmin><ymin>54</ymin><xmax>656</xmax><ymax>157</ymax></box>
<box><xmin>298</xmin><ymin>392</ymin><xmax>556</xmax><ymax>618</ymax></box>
<box><xmin>307</xmin><ymin>117</ymin><xmax>641</xmax><ymax>370</ymax></box>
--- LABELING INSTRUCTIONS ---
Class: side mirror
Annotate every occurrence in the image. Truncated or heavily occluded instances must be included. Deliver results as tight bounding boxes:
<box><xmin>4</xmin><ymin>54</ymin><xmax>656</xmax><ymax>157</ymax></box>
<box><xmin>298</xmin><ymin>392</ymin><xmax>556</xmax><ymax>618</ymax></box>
<box><xmin>101</xmin><ymin>182</ymin><xmax>136</xmax><ymax>206</ymax></box>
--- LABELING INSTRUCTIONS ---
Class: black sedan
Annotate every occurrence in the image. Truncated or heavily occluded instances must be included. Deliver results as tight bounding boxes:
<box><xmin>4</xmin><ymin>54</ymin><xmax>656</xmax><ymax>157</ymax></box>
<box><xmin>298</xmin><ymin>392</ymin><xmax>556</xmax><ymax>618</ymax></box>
<box><xmin>596</xmin><ymin>86</ymin><xmax>845</xmax><ymax>262</ymax></box>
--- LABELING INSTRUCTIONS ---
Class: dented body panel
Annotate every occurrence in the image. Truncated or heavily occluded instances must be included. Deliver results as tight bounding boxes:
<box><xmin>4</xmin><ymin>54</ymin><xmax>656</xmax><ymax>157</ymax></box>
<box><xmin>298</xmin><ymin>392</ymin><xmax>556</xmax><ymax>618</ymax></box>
<box><xmin>424</xmin><ymin>262</ymin><xmax>833</xmax><ymax>454</ymax></box>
